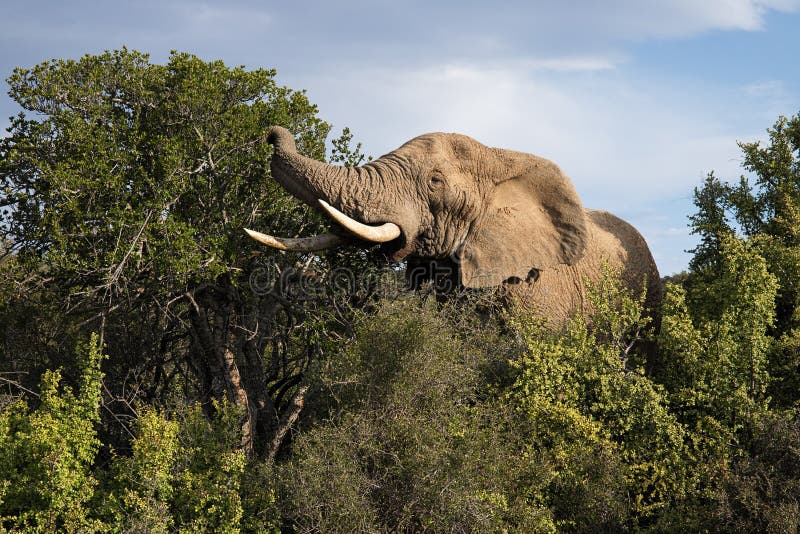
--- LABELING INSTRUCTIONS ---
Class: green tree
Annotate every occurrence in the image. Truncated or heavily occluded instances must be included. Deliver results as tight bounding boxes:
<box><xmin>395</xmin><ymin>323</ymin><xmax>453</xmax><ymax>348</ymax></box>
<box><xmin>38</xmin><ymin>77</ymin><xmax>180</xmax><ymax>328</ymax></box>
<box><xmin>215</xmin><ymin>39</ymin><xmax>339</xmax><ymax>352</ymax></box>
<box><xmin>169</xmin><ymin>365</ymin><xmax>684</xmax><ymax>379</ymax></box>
<box><xmin>687</xmin><ymin>113</ymin><xmax>800</xmax><ymax>407</ymax></box>
<box><xmin>689</xmin><ymin>113</ymin><xmax>800</xmax><ymax>333</ymax></box>
<box><xmin>655</xmin><ymin>236</ymin><xmax>782</xmax><ymax>529</ymax></box>
<box><xmin>660</xmin><ymin>236</ymin><xmax>777</xmax><ymax>430</ymax></box>
<box><xmin>687</xmin><ymin>172</ymin><xmax>733</xmax><ymax>276</ymax></box>
<box><xmin>730</xmin><ymin>115</ymin><xmax>800</xmax><ymax>242</ymax></box>
<box><xmin>279</xmin><ymin>296</ymin><xmax>556</xmax><ymax>532</ymax></box>
<box><xmin>102</xmin><ymin>409</ymin><xmax>181</xmax><ymax>533</ymax></box>
<box><xmin>329</xmin><ymin>126</ymin><xmax>372</xmax><ymax>167</ymax></box>
<box><xmin>106</xmin><ymin>400</ymin><xmax>270</xmax><ymax>533</ymax></box>
<box><xmin>0</xmin><ymin>343</ymin><xmax>279</xmax><ymax>532</ymax></box>
<box><xmin>0</xmin><ymin>49</ymin><xmax>355</xmax><ymax>457</ymax></box>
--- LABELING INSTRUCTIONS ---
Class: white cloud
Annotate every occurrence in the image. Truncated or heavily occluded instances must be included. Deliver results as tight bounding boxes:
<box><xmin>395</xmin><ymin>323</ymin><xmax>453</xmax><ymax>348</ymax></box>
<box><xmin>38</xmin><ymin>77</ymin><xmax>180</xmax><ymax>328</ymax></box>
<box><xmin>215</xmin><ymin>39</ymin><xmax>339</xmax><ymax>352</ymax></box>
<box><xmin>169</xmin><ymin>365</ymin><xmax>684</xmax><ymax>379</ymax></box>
<box><xmin>299</xmin><ymin>61</ymin><xmax>745</xmax><ymax>192</ymax></box>
<box><xmin>744</xmin><ymin>79</ymin><xmax>787</xmax><ymax>98</ymax></box>
<box><xmin>634</xmin><ymin>0</ymin><xmax>800</xmax><ymax>34</ymax></box>
<box><xmin>542</xmin><ymin>0</ymin><xmax>800</xmax><ymax>39</ymax></box>
<box><xmin>519</xmin><ymin>57</ymin><xmax>620</xmax><ymax>72</ymax></box>
<box><xmin>178</xmin><ymin>4</ymin><xmax>272</xmax><ymax>31</ymax></box>
<box><xmin>347</xmin><ymin>0</ymin><xmax>800</xmax><ymax>64</ymax></box>
<box><xmin>742</xmin><ymin>79</ymin><xmax>794</xmax><ymax>117</ymax></box>
<box><xmin>3</xmin><ymin>1</ymin><xmax>798</xmax><ymax>78</ymax></box>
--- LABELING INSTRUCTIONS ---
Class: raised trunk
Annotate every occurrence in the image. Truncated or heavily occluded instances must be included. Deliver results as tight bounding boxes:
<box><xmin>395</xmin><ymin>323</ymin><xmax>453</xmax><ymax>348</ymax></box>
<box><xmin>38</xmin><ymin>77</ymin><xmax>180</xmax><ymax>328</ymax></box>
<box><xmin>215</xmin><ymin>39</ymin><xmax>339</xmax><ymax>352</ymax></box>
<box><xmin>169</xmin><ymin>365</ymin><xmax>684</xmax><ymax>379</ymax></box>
<box><xmin>263</xmin><ymin>126</ymin><xmax>417</xmax><ymax>258</ymax></box>
<box><xmin>268</xmin><ymin>127</ymin><xmax>364</xmax><ymax>211</ymax></box>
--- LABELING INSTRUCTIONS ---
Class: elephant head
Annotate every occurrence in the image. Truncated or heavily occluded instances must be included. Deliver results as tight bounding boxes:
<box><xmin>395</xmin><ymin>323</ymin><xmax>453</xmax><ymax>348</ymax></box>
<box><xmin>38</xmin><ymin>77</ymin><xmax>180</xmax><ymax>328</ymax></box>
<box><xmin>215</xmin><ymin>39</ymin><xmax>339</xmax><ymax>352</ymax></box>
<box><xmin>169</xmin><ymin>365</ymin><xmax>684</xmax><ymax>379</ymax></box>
<box><xmin>247</xmin><ymin>126</ymin><xmax>589</xmax><ymax>288</ymax></box>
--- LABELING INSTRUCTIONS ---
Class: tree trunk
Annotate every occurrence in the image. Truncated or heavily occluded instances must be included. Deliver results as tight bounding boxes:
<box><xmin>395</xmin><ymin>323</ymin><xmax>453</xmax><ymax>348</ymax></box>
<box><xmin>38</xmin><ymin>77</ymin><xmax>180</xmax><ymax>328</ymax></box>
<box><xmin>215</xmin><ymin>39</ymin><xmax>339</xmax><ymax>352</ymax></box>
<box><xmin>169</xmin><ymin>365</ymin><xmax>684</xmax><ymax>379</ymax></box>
<box><xmin>186</xmin><ymin>286</ymin><xmax>256</xmax><ymax>455</ymax></box>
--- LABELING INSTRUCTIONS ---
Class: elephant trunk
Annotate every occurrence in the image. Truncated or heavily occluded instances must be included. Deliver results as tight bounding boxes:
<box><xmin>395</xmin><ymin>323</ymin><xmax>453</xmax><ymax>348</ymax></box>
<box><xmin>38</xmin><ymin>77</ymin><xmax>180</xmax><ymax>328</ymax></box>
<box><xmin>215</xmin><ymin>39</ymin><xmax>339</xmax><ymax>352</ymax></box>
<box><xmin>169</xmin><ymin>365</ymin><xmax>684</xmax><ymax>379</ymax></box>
<box><xmin>267</xmin><ymin>126</ymin><xmax>364</xmax><ymax>214</ymax></box>
<box><xmin>264</xmin><ymin>126</ymin><xmax>406</xmax><ymax>247</ymax></box>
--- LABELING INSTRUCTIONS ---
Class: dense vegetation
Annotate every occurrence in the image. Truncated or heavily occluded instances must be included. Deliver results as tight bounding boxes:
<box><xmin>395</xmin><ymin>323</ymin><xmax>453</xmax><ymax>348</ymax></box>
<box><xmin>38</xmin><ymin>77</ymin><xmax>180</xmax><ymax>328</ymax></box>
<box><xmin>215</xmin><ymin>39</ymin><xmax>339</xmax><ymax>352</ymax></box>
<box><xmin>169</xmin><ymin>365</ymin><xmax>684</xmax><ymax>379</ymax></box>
<box><xmin>1</xmin><ymin>50</ymin><xmax>799</xmax><ymax>532</ymax></box>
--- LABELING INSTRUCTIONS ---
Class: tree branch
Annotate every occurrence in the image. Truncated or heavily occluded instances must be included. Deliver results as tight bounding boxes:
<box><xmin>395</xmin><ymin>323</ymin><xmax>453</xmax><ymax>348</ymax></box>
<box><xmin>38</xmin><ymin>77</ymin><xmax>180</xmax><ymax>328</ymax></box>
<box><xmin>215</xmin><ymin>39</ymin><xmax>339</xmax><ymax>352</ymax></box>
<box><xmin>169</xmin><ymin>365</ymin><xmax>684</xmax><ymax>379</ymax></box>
<box><xmin>266</xmin><ymin>384</ymin><xmax>308</xmax><ymax>460</ymax></box>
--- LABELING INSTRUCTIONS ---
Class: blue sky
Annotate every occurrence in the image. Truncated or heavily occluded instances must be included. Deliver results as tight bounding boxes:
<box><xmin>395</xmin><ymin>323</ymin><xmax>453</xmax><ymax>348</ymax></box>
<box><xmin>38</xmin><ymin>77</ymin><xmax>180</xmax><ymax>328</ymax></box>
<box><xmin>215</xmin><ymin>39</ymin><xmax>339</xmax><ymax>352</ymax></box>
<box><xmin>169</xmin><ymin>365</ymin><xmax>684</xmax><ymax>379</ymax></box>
<box><xmin>2</xmin><ymin>1</ymin><xmax>799</xmax><ymax>274</ymax></box>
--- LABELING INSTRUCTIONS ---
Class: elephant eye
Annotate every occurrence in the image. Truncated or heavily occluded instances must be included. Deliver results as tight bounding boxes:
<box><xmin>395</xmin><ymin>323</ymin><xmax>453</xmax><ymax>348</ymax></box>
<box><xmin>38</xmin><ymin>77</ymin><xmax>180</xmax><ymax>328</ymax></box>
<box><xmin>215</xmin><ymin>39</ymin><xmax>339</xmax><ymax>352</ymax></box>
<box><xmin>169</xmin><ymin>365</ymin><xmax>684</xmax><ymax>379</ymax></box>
<box><xmin>429</xmin><ymin>174</ymin><xmax>444</xmax><ymax>188</ymax></box>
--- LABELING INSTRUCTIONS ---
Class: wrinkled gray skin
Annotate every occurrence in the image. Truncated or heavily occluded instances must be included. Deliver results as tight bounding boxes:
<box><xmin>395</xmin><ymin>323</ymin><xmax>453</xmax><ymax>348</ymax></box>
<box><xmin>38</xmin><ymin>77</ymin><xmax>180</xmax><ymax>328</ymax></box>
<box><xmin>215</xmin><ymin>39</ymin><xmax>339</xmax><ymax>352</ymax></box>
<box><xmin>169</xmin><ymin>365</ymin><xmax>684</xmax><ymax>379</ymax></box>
<box><xmin>260</xmin><ymin>126</ymin><xmax>662</xmax><ymax>327</ymax></box>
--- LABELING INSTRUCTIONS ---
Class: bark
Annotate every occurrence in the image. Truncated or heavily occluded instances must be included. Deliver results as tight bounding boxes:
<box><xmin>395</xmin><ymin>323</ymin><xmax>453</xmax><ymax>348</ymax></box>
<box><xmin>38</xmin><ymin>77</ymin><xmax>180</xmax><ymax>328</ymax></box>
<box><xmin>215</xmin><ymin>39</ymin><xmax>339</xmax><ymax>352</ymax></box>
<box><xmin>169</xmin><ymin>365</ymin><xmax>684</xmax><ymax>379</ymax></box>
<box><xmin>265</xmin><ymin>384</ymin><xmax>308</xmax><ymax>460</ymax></box>
<box><xmin>186</xmin><ymin>286</ymin><xmax>256</xmax><ymax>455</ymax></box>
<box><xmin>221</xmin><ymin>344</ymin><xmax>254</xmax><ymax>454</ymax></box>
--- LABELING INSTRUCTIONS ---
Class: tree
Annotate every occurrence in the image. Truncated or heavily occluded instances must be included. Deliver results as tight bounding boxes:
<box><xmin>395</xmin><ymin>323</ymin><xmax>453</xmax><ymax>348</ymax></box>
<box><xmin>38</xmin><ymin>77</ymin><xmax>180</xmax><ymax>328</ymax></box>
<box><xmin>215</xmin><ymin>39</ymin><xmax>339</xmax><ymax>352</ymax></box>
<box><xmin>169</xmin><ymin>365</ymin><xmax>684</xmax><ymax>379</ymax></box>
<box><xmin>510</xmin><ymin>266</ymin><xmax>690</xmax><ymax>529</ymax></box>
<box><xmin>687</xmin><ymin>113</ymin><xmax>800</xmax><ymax>406</ymax></box>
<box><xmin>651</xmin><ymin>234</ymin><xmax>791</xmax><ymax>529</ymax></box>
<box><xmin>0</xmin><ymin>48</ymin><xmax>352</xmax><ymax>457</ymax></box>
<box><xmin>0</xmin><ymin>335</ymin><xmax>280</xmax><ymax>532</ymax></box>
<box><xmin>278</xmin><ymin>296</ymin><xmax>555</xmax><ymax>532</ymax></box>
<box><xmin>659</xmin><ymin>237</ymin><xmax>777</xmax><ymax>430</ymax></box>
<box><xmin>688</xmin><ymin>172</ymin><xmax>733</xmax><ymax>276</ymax></box>
<box><xmin>689</xmin><ymin>114</ymin><xmax>800</xmax><ymax>332</ymax></box>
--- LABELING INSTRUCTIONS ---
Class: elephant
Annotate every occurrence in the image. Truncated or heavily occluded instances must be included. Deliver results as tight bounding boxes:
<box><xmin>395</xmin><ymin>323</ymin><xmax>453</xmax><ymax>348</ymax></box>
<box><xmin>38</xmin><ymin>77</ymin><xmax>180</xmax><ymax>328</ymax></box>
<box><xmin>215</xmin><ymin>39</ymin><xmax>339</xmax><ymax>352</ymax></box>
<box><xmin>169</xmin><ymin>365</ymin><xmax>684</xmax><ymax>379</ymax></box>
<box><xmin>246</xmin><ymin>126</ymin><xmax>662</xmax><ymax>327</ymax></box>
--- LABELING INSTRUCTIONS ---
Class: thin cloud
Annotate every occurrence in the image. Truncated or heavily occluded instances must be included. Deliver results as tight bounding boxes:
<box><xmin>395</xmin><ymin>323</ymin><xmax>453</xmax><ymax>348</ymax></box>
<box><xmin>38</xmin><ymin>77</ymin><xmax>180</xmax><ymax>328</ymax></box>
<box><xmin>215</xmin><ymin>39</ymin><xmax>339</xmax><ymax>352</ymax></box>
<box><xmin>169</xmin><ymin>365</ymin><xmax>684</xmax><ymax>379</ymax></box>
<box><xmin>298</xmin><ymin>60</ymin><xmax>746</xmax><ymax>193</ymax></box>
<box><xmin>520</xmin><ymin>57</ymin><xmax>620</xmax><ymax>72</ymax></box>
<box><xmin>176</xmin><ymin>4</ymin><xmax>273</xmax><ymax>32</ymax></box>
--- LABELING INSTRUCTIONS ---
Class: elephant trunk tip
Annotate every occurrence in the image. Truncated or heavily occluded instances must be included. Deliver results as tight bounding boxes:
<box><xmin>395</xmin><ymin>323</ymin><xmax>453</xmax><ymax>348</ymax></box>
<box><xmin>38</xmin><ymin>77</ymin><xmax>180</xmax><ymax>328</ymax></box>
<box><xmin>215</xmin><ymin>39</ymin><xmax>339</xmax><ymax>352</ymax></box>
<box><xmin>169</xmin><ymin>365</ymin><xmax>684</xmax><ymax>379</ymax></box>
<box><xmin>267</xmin><ymin>126</ymin><xmax>297</xmax><ymax>153</ymax></box>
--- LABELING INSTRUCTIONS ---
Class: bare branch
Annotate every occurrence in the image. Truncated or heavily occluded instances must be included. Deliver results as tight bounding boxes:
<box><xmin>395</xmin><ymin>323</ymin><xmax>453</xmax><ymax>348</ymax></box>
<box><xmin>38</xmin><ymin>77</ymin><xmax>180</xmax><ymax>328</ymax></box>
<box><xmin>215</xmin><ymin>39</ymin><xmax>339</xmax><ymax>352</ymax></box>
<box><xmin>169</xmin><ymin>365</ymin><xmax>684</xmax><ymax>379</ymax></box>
<box><xmin>106</xmin><ymin>210</ymin><xmax>153</xmax><ymax>294</ymax></box>
<box><xmin>0</xmin><ymin>376</ymin><xmax>40</xmax><ymax>398</ymax></box>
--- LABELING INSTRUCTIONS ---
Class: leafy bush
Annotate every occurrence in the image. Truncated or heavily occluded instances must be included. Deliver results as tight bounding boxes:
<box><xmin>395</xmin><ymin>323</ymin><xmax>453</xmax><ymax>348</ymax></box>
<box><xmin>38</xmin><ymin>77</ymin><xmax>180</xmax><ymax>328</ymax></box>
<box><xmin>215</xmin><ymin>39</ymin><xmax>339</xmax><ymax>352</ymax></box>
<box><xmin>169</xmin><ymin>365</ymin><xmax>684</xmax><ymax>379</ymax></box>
<box><xmin>510</xmin><ymin>266</ymin><xmax>689</xmax><ymax>530</ymax></box>
<box><xmin>278</xmin><ymin>297</ymin><xmax>555</xmax><ymax>532</ymax></box>
<box><xmin>0</xmin><ymin>333</ymin><xmax>280</xmax><ymax>533</ymax></box>
<box><xmin>0</xmin><ymin>334</ymin><xmax>104</xmax><ymax>532</ymax></box>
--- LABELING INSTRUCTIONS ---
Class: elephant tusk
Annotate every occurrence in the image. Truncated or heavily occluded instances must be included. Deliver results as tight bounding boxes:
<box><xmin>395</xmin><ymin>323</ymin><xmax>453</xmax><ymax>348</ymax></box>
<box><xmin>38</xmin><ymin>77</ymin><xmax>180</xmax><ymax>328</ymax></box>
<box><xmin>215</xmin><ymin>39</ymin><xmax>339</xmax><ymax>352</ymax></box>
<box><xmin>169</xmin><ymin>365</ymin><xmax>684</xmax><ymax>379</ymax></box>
<box><xmin>318</xmin><ymin>200</ymin><xmax>402</xmax><ymax>243</ymax></box>
<box><xmin>244</xmin><ymin>228</ymin><xmax>347</xmax><ymax>251</ymax></box>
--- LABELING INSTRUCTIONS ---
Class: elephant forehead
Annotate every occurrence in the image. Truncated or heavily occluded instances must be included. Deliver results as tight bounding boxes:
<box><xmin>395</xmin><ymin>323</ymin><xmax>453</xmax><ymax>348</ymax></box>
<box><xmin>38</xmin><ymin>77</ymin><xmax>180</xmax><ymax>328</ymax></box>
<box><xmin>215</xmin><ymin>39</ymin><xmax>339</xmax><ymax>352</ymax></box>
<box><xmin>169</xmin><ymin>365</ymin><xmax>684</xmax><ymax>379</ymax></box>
<box><xmin>395</xmin><ymin>133</ymin><xmax>444</xmax><ymax>157</ymax></box>
<box><xmin>396</xmin><ymin>132</ymin><xmax>485</xmax><ymax>159</ymax></box>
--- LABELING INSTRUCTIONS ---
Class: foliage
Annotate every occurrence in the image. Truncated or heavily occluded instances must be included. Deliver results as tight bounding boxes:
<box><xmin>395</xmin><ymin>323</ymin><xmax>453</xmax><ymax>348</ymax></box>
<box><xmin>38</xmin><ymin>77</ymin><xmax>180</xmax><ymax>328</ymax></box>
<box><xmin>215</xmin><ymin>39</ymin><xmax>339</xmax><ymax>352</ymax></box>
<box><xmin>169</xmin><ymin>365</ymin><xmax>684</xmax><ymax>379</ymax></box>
<box><xmin>278</xmin><ymin>296</ymin><xmax>555</xmax><ymax>532</ymax></box>
<box><xmin>0</xmin><ymin>48</ymin><xmax>367</xmax><ymax>458</ymax></box>
<box><xmin>687</xmin><ymin>114</ymin><xmax>800</xmax><ymax>413</ymax></box>
<box><xmin>103</xmin><ymin>401</ymin><xmax>279</xmax><ymax>533</ymax></box>
<box><xmin>104</xmin><ymin>408</ymin><xmax>181</xmax><ymax>533</ymax></box>
<box><xmin>659</xmin><ymin>237</ymin><xmax>777</xmax><ymax>428</ymax></box>
<box><xmin>329</xmin><ymin>126</ymin><xmax>372</xmax><ymax>167</ymax></box>
<box><xmin>688</xmin><ymin>113</ymin><xmax>800</xmax><ymax>339</ymax></box>
<box><xmin>2</xmin><ymin>50</ymin><xmax>800</xmax><ymax>531</ymax></box>
<box><xmin>510</xmin><ymin>266</ymin><xmax>687</xmax><ymax>530</ymax></box>
<box><xmin>0</xmin><ymin>334</ymin><xmax>280</xmax><ymax>532</ymax></box>
<box><xmin>1</xmin><ymin>48</ymin><xmax>328</xmax><ymax>280</ymax></box>
<box><xmin>713</xmin><ymin>410</ymin><xmax>800</xmax><ymax>532</ymax></box>
<box><xmin>0</xmin><ymin>334</ymin><xmax>105</xmax><ymax>532</ymax></box>
<box><xmin>687</xmin><ymin>172</ymin><xmax>733</xmax><ymax>275</ymax></box>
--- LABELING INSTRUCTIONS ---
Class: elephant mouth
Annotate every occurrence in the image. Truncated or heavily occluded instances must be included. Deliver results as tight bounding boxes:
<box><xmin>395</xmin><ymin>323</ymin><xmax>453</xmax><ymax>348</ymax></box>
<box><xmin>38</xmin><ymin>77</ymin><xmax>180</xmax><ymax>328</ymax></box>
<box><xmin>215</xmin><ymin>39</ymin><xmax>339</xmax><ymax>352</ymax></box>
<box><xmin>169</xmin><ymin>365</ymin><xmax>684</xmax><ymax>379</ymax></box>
<box><xmin>245</xmin><ymin>198</ymin><xmax>408</xmax><ymax>257</ymax></box>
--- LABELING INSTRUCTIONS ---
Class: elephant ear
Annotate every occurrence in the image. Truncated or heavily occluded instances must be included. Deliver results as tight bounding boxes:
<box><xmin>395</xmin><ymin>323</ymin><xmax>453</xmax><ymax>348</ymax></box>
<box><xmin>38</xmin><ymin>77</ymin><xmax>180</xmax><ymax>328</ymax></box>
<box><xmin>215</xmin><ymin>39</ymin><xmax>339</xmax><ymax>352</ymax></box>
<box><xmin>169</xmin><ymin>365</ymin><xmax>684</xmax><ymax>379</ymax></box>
<box><xmin>458</xmin><ymin>155</ymin><xmax>587</xmax><ymax>288</ymax></box>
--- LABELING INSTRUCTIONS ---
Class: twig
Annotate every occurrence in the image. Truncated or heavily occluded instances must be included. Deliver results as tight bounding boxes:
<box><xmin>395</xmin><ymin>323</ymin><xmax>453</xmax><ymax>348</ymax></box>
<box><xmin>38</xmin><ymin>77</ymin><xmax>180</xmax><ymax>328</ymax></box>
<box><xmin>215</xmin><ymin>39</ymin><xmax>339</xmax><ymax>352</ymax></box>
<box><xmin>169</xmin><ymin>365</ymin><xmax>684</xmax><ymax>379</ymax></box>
<box><xmin>107</xmin><ymin>210</ymin><xmax>153</xmax><ymax>292</ymax></box>
<box><xmin>0</xmin><ymin>376</ymin><xmax>39</xmax><ymax>398</ymax></box>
